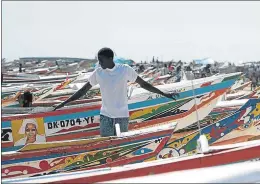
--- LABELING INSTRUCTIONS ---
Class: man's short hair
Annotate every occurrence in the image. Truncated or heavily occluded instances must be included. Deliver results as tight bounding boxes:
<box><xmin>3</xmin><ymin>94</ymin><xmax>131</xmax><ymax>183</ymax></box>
<box><xmin>98</xmin><ymin>48</ymin><xmax>114</xmax><ymax>59</ymax></box>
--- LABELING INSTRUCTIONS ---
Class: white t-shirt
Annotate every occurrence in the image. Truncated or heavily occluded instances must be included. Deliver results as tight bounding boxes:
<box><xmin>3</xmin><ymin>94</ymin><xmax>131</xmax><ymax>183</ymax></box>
<box><xmin>88</xmin><ymin>64</ymin><xmax>138</xmax><ymax>118</ymax></box>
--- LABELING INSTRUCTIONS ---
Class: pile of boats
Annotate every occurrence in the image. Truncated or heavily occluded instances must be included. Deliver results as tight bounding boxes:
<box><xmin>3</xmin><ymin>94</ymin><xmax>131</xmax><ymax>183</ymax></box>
<box><xmin>1</xmin><ymin>67</ymin><xmax>260</xmax><ymax>183</ymax></box>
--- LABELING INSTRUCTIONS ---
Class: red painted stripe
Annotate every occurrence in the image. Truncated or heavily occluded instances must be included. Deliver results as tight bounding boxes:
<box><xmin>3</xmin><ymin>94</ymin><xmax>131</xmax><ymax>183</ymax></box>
<box><xmin>33</xmin><ymin>97</ymin><xmax>101</xmax><ymax>106</ymax></box>
<box><xmin>46</xmin><ymin>130</ymin><xmax>100</xmax><ymax>142</ymax></box>
<box><xmin>201</xmin><ymin>81</ymin><xmax>212</xmax><ymax>87</ymax></box>
<box><xmin>1</xmin><ymin>142</ymin><xmax>14</xmax><ymax>148</ymax></box>
<box><xmin>2</xmin><ymin>104</ymin><xmax>101</xmax><ymax>121</ymax></box>
<box><xmin>53</xmin><ymin>145</ymin><xmax>260</xmax><ymax>183</ymax></box>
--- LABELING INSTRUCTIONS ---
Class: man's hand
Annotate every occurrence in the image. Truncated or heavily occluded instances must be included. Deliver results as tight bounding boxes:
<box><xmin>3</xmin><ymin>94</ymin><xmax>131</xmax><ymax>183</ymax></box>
<box><xmin>53</xmin><ymin>103</ymin><xmax>64</xmax><ymax>111</ymax></box>
<box><xmin>52</xmin><ymin>82</ymin><xmax>92</xmax><ymax>111</ymax></box>
<box><xmin>162</xmin><ymin>92</ymin><xmax>179</xmax><ymax>100</ymax></box>
<box><xmin>135</xmin><ymin>76</ymin><xmax>180</xmax><ymax>101</ymax></box>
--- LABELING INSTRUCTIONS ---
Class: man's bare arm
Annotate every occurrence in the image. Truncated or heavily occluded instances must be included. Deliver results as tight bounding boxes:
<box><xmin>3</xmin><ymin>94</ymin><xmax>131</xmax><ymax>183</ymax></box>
<box><xmin>53</xmin><ymin>82</ymin><xmax>92</xmax><ymax>110</ymax></box>
<box><xmin>135</xmin><ymin>76</ymin><xmax>178</xmax><ymax>100</ymax></box>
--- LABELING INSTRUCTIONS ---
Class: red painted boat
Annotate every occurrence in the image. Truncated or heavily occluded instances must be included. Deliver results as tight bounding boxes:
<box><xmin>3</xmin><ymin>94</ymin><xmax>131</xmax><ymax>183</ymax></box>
<box><xmin>4</xmin><ymin>140</ymin><xmax>259</xmax><ymax>183</ymax></box>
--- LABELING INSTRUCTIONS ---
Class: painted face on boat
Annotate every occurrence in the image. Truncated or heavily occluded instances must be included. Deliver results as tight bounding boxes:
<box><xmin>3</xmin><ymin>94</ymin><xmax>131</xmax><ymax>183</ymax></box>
<box><xmin>25</xmin><ymin>123</ymin><xmax>37</xmax><ymax>140</ymax></box>
<box><xmin>98</xmin><ymin>55</ymin><xmax>113</xmax><ymax>69</ymax></box>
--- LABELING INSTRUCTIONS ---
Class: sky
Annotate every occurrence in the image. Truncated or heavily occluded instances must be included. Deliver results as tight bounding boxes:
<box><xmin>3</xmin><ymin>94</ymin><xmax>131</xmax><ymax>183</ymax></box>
<box><xmin>2</xmin><ymin>1</ymin><xmax>260</xmax><ymax>63</ymax></box>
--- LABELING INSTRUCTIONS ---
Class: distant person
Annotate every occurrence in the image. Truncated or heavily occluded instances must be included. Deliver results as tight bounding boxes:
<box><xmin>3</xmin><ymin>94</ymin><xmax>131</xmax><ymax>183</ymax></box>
<box><xmin>168</xmin><ymin>62</ymin><xmax>174</xmax><ymax>73</ymax></box>
<box><xmin>201</xmin><ymin>68</ymin><xmax>207</xmax><ymax>78</ymax></box>
<box><xmin>19</xmin><ymin>63</ymin><xmax>22</xmax><ymax>73</ymax></box>
<box><xmin>185</xmin><ymin>66</ymin><xmax>195</xmax><ymax>80</ymax></box>
<box><xmin>248</xmin><ymin>67</ymin><xmax>254</xmax><ymax>78</ymax></box>
<box><xmin>212</xmin><ymin>63</ymin><xmax>218</xmax><ymax>74</ymax></box>
<box><xmin>257</xmin><ymin>66</ymin><xmax>260</xmax><ymax>79</ymax></box>
<box><xmin>156</xmin><ymin>59</ymin><xmax>160</xmax><ymax>71</ymax></box>
<box><xmin>162</xmin><ymin>64</ymin><xmax>169</xmax><ymax>75</ymax></box>
<box><xmin>139</xmin><ymin>65</ymin><xmax>145</xmax><ymax>73</ymax></box>
<box><xmin>205</xmin><ymin>64</ymin><xmax>212</xmax><ymax>74</ymax></box>
<box><xmin>251</xmin><ymin>72</ymin><xmax>258</xmax><ymax>91</ymax></box>
<box><xmin>177</xmin><ymin>60</ymin><xmax>182</xmax><ymax>66</ymax></box>
<box><xmin>54</xmin><ymin>48</ymin><xmax>179</xmax><ymax>137</ymax></box>
<box><xmin>186</xmin><ymin>66</ymin><xmax>192</xmax><ymax>72</ymax></box>
<box><xmin>201</xmin><ymin>64</ymin><xmax>212</xmax><ymax>78</ymax></box>
<box><xmin>175</xmin><ymin>65</ymin><xmax>183</xmax><ymax>82</ymax></box>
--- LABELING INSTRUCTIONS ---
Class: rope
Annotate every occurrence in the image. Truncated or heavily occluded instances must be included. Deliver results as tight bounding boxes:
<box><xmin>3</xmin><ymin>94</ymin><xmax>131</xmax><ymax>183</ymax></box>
<box><xmin>191</xmin><ymin>75</ymin><xmax>202</xmax><ymax>136</ymax></box>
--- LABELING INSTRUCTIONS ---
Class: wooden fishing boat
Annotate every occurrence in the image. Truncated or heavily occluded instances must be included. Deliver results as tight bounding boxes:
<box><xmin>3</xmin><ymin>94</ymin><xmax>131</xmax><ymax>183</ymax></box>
<box><xmin>2</xmin><ymin>70</ymin><xmax>160</xmax><ymax>108</ymax></box>
<box><xmin>1</xmin><ymin>122</ymin><xmax>177</xmax><ymax>179</ymax></box>
<box><xmin>226</xmin><ymin>90</ymin><xmax>251</xmax><ymax>101</ymax></box>
<box><xmin>30</xmin><ymin>83</ymin><xmax>260</xmax><ymax>112</ymax></box>
<box><xmin>2</xmin><ymin>73</ymin><xmax>80</xmax><ymax>84</ymax></box>
<box><xmin>1</xmin><ymin>72</ymin><xmax>94</xmax><ymax>108</ymax></box>
<box><xmin>229</xmin><ymin>81</ymin><xmax>251</xmax><ymax>93</ymax></box>
<box><xmin>4</xmin><ymin>140</ymin><xmax>259</xmax><ymax>183</ymax></box>
<box><xmin>238</xmin><ymin>86</ymin><xmax>260</xmax><ymax>99</ymax></box>
<box><xmin>2</xmin><ymin>77</ymin><xmax>76</xmax><ymax>108</ymax></box>
<box><xmin>180</xmin><ymin>99</ymin><xmax>246</xmax><ymax>131</ymax></box>
<box><xmin>2</xmin><ymin>84</ymin><xmax>42</xmax><ymax>95</ymax></box>
<box><xmin>1</xmin><ymin>88</ymin><xmax>225</xmax><ymax>152</ymax></box>
<box><xmin>3</xmin><ymin>72</ymin><xmax>241</xmax><ymax>109</ymax></box>
<box><xmin>212</xmin><ymin>101</ymin><xmax>260</xmax><ymax>145</ymax></box>
<box><xmin>1</xmin><ymin>73</ymin><xmax>240</xmax><ymax>151</ymax></box>
<box><xmin>2</xmin><ymin>72</ymin><xmax>239</xmax><ymax>152</ymax></box>
<box><xmin>32</xmin><ymin>97</ymin><xmax>102</xmax><ymax>107</ymax></box>
<box><xmin>51</xmin><ymin>99</ymin><xmax>259</xmax><ymax>177</ymax></box>
<box><xmin>28</xmin><ymin>72</ymin><xmax>168</xmax><ymax>105</ymax></box>
<box><xmin>3</xmin><ymin>72</ymin><xmax>41</xmax><ymax>79</ymax></box>
<box><xmin>2</xmin><ymin>84</ymin><xmax>53</xmax><ymax>100</ymax></box>
<box><xmin>4</xmin><ymin>98</ymin><xmax>258</xmax><ymax>179</ymax></box>
<box><xmin>152</xmin><ymin>98</ymin><xmax>260</xmax><ymax>159</ymax></box>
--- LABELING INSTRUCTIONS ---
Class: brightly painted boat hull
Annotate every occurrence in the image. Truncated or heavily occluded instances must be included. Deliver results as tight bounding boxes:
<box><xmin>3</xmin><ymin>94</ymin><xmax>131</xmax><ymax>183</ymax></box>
<box><xmin>1</xmin><ymin>73</ymin><xmax>240</xmax><ymax>152</ymax></box>
<box><xmin>151</xmin><ymin>98</ymin><xmax>260</xmax><ymax>160</ymax></box>
<box><xmin>4</xmin><ymin>141</ymin><xmax>257</xmax><ymax>183</ymax></box>
<box><xmin>1</xmin><ymin>123</ymin><xmax>176</xmax><ymax>179</ymax></box>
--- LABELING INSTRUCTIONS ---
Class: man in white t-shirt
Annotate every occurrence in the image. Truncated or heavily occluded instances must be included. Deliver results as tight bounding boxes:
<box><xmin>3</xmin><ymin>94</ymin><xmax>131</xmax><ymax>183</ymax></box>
<box><xmin>54</xmin><ymin>48</ymin><xmax>178</xmax><ymax>137</ymax></box>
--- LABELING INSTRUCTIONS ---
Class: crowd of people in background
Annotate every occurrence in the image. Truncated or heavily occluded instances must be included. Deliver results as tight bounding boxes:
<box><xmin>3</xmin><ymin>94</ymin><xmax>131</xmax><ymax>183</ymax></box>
<box><xmin>136</xmin><ymin>60</ymin><xmax>260</xmax><ymax>91</ymax></box>
<box><xmin>12</xmin><ymin>59</ymin><xmax>260</xmax><ymax>108</ymax></box>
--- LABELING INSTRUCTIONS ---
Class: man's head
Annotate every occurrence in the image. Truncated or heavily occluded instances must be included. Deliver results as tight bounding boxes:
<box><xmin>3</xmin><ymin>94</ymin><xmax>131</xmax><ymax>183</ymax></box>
<box><xmin>97</xmin><ymin>48</ymin><xmax>114</xmax><ymax>69</ymax></box>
